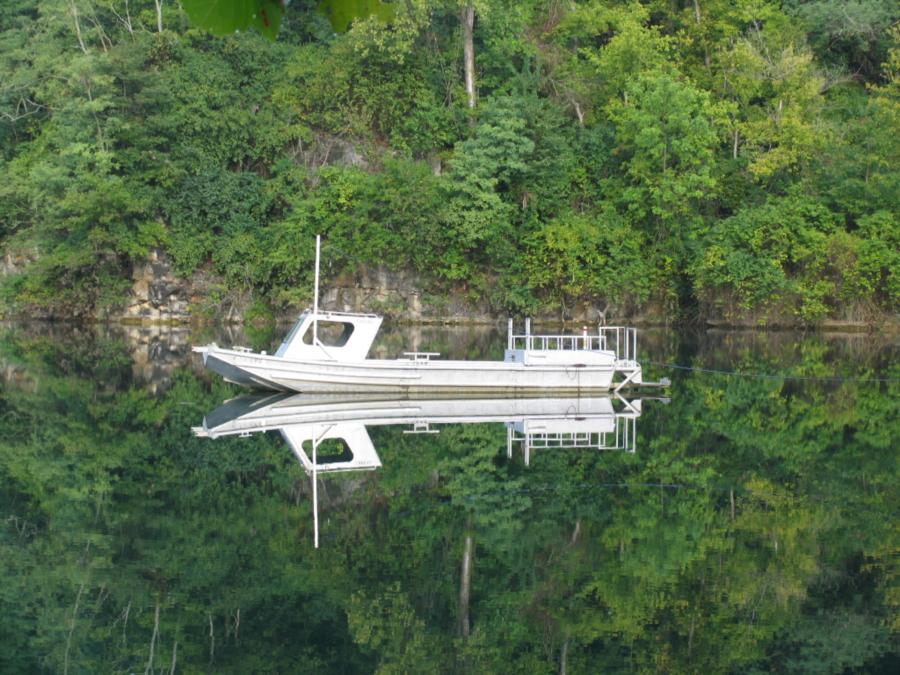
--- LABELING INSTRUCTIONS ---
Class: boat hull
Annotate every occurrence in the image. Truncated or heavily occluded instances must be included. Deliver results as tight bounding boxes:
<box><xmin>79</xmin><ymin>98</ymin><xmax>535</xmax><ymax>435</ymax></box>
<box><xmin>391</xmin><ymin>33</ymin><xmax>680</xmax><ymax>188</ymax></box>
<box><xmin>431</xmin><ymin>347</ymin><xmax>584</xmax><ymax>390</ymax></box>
<box><xmin>199</xmin><ymin>347</ymin><xmax>620</xmax><ymax>394</ymax></box>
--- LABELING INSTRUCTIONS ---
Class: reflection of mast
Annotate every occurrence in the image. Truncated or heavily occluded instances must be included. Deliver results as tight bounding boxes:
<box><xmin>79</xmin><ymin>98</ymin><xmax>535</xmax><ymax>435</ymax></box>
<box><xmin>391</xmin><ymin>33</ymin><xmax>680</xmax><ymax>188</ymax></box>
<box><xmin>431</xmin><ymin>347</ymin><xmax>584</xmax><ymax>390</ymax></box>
<box><xmin>312</xmin><ymin>425</ymin><xmax>318</xmax><ymax>549</ymax></box>
<box><xmin>278</xmin><ymin>422</ymin><xmax>382</xmax><ymax>549</ymax></box>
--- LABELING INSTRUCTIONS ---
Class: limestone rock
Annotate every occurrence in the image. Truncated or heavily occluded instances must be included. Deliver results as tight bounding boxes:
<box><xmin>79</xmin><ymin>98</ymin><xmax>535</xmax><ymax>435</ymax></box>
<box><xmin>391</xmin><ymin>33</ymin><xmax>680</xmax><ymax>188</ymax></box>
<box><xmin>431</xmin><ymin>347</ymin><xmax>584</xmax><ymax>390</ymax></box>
<box><xmin>121</xmin><ymin>248</ymin><xmax>192</xmax><ymax>323</ymax></box>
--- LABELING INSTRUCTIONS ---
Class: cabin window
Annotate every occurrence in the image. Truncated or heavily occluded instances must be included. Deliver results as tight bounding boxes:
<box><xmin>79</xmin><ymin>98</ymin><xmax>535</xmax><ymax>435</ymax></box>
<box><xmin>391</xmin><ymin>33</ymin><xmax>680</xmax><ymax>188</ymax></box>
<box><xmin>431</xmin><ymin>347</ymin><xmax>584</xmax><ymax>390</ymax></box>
<box><xmin>302</xmin><ymin>320</ymin><xmax>355</xmax><ymax>347</ymax></box>
<box><xmin>302</xmin><ymin>438</ymin><xmax>353</xmax><ymax>465</ymax></box>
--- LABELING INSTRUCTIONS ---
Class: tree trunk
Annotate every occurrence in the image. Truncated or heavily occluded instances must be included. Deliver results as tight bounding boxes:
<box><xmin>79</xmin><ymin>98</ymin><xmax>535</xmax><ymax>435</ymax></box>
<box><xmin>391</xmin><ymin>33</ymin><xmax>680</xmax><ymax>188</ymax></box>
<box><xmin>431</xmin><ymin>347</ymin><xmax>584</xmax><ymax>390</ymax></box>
<box><xmin>461</xmin><ymin>5</ymin><xmax>476</xmax><ymax>109</ymax></box>
<box><xmin>459</xmin><ymin>532</ymin><xmax>473</xmax><ymax>637</ymax></box>
<box><xmin>572</xmin><ymin>100</ymin><xmax>584</xmax><ymax>127</ymax></box>
<box><xmin>121</xmin><ymin>0</ymin><xmax>135</xmax><ymax>36</ymax></box>
<box><xmin>63</xmin><ymin>583</ymin><xmax>86</xmax><ymax>675</ymax></box>
<box><xmin>69</xmin><ymin>2</ymin><xmax>89</xmax><ymax>54</ymax></box>
<box><xmin>208</xmin><ymin>612</ymin><xmax>215</xmax><ymax>663</ymax></box>
<box><xmin>144</xmin><ymin>601</ymin><xmax>160</xmax><ymax>675</ymax></box>
<box><xmin>154</xmin><ymin>0</ymin><xmax>163</xmax><ymax>33</ymax></box>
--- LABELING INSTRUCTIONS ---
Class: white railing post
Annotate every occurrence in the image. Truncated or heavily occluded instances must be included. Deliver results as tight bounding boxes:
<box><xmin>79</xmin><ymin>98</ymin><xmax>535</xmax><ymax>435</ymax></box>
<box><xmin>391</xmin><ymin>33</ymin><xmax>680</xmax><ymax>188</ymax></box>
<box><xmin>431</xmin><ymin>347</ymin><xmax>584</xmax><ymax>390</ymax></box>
<box><xmin>507</xmin><ymin>318</ymin><xmax>513</xmax><ymax>350</ymax></box>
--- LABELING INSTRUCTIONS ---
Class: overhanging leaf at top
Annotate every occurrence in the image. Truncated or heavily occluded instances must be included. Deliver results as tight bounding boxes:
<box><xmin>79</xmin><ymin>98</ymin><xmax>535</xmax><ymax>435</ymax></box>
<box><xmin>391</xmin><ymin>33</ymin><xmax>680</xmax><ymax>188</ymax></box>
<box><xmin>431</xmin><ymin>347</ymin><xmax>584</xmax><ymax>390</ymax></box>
<box><xmin>181</xmin><ymin>0</ymin><xmax>396</xmax><ymax>39</ymax></box>
<box><xmin>182</xmin><ymin>0</ymin><xmax>284</xmax><ymax>40</ymax></box>
<box><xmin>317</xmin><ymin>0</ymin><xmax>396</xmax><ymax>33</ymax></box>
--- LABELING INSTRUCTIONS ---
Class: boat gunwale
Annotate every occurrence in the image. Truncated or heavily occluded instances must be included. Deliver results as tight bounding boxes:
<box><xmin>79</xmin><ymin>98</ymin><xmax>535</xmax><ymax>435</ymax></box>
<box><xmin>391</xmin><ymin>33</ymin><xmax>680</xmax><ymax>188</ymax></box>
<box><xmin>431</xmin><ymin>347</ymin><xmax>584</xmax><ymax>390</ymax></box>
<box><xmin>205</xmin><ymin>346</ymin><xmax>620</xmax><ymax>372</ymax></box>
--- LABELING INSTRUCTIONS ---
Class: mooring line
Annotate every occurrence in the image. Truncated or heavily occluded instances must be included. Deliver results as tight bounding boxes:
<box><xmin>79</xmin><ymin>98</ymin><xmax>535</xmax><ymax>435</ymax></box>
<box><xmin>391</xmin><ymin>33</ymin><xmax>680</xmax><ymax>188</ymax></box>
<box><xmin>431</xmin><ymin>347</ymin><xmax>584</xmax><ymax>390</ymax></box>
<box><xmin>645</xmin><ymin>361</ymin><xmax>900</xmax><ymax>384</ymax></box>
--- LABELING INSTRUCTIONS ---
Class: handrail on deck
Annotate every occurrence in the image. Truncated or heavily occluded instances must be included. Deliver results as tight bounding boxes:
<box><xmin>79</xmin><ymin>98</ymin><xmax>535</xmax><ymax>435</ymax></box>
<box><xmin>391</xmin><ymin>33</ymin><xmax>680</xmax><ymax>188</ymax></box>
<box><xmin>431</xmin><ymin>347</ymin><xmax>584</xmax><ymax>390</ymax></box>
<box><xmin>402</xmin><ymin>351</ymin><xmax>441</xmax><ymax>362</ymax></box>
<box><xmin>510</xmin><ymin>334</ymin><xmax>606</xmax><ymax>352</ymax></box>
<box><xmin>305</xmin><ymin>309</ymin><xmax>381</xmax><ymax>319</ymax></box>
<box><xmin>506</xmin><ymin>320</ymin><xmax>638</xmax><ymax>363</ymax></box>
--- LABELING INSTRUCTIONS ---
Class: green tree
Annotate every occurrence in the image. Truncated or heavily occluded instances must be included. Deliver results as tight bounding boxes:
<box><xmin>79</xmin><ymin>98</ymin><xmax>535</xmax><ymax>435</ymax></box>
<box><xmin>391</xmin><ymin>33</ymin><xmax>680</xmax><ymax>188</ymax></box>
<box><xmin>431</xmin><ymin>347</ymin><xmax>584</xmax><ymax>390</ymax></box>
<box><xmin>606</xmin><ymin>72</ymin><xmax>723</xmax><ymax>238</ymax></box>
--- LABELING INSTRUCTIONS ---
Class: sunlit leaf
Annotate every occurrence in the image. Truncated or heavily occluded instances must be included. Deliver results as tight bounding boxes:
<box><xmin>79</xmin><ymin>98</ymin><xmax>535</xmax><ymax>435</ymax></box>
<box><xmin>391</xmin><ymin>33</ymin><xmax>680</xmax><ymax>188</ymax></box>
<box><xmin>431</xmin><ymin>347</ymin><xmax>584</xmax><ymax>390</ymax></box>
<box><xmin>317</xmin><ymin>0</ymin><xmax>396</xmax><ymax>33</ymax></box>
<box><xmin>182</xmin><ymin>0</ymin><xmax>284</xmax><ymax>39</ymax></box>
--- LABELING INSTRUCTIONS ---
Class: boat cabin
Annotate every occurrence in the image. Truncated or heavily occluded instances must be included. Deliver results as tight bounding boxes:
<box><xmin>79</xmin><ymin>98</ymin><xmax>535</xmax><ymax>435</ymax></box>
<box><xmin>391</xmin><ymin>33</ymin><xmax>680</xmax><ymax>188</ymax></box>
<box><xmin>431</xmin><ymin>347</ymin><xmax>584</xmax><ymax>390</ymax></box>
<box><xmin>275</xmin><ymin>310</ymin><xmax>382</xmax><ymax>361</ymax></box>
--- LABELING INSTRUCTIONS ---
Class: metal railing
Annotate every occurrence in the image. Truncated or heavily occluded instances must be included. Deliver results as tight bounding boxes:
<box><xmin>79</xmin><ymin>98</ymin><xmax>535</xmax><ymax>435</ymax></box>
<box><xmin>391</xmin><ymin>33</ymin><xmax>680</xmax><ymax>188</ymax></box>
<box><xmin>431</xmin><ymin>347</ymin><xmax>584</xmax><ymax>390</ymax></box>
<box><xmin>507</xmin><ymin>319</ymin><xmax>638</xmax><ymax>362</ymax></box>
<box><xmin>402</xmin><ymin>351</ymin><xmax>441</xmax><ymax>362</ymax></box>
<box><xmin>510</xmin><ymin>333</ymin><xmax>606</xmax><ymax>352</ymax></box>
<box><xmin>309</xmin><ymin>309</ymin><xmax>381</xmax><ymax>319</ymax></box>
<box><xmin>599</xmin><ymin>326</ymin><xmax>638</xmax><ymax>363</ymax></box>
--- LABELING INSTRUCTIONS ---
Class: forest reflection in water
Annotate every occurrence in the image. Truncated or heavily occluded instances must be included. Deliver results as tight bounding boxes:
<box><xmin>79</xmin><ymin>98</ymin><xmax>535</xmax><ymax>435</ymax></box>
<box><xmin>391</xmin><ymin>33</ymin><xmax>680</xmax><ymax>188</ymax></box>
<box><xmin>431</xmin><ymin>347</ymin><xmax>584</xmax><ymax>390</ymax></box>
<box><xmin>195</xmin><ymin>392</ymin><xmax>647</xmax><ymax>548</ymax></box>
<box><xmin>0</xmin><ymin>321</ymin><xmax>897</xmax><ymax>673</ymax></box>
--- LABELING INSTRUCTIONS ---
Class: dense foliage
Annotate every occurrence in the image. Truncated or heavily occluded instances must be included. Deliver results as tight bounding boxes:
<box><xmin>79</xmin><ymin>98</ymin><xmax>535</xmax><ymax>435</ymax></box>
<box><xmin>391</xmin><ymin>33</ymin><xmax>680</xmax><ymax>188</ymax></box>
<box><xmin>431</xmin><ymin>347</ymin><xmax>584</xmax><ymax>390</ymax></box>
<box><xmin>0</xmin><ymin>1</ymin><xmax>898</xmax><ymax>322</ymax></box>
<box><xmin>0</xmin><ymin>325</ymin><xmax>897</xmax><ymax>672</ymax></box>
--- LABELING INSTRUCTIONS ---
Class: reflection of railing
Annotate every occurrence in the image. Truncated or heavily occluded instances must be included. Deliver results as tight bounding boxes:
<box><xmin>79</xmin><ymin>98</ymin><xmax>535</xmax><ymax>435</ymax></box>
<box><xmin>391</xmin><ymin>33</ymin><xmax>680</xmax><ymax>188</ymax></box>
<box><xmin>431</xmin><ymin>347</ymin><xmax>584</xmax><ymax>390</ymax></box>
<box><xmin>506</xmin><ymin>407</ymin><xmax>638</xmax><ymax>465</ymax></box>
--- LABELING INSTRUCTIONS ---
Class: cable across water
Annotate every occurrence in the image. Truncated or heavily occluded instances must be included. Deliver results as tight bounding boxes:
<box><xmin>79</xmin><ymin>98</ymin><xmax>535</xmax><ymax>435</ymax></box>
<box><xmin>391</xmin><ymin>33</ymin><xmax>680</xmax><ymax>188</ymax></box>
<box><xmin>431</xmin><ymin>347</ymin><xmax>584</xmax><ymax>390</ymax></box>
<box><xmin>644</xmin><ymin>360</ymin><xmax>899</xmax><ymax>384</ymax></box>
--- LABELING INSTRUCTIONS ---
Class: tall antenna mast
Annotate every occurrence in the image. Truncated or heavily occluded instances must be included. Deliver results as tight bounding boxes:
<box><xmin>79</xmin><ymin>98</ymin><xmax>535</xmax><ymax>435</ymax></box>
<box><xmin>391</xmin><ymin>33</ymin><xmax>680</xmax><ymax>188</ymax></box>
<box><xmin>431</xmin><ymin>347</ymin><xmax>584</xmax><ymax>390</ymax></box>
<box><xmin>313</xmin><ymin>234</ymin><xmax>321</xmax><ymax>345</ymax></box>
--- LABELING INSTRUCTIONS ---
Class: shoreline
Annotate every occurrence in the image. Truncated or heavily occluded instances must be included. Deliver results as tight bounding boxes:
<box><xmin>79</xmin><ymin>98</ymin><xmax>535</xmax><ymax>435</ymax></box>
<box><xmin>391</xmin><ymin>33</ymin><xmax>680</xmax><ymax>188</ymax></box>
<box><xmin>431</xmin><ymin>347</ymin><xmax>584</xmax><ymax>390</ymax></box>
<box><xmin>2</xmin><ymin>315</ymin><xmax>898</xmax><ymax>334</ymax></box>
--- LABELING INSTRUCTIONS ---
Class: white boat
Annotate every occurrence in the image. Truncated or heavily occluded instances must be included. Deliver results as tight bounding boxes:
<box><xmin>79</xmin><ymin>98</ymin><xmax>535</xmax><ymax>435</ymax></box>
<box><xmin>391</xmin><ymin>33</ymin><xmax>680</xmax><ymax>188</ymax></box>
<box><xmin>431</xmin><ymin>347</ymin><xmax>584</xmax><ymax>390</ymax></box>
<box><xmin>193</xmin><ymin>237</ymin><xmax>648</xmax><ymax>394</ymax></box>
<box><xmin>193</xmin><ymin>311</ymin><xmax>645</xmax><ymax>394</ymax></box>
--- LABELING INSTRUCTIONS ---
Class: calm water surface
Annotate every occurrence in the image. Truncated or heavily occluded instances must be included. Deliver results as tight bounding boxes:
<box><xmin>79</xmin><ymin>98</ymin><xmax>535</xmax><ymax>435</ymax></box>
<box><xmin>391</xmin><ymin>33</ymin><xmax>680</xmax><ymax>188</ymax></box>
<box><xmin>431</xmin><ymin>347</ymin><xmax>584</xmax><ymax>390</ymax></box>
<box><xmin>1</xmin><ymin>322</ymin><xmax>897</xmax><ymax>673</ymax></box>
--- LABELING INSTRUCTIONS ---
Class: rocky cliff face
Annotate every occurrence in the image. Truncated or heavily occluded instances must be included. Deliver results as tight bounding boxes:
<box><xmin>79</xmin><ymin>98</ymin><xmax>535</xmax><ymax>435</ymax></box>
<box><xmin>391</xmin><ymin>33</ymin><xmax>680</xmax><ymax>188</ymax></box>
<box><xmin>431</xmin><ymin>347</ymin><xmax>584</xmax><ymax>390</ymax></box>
<box><xmin>321</xmin><ymin>267</ymin><xmax>495</xmax><ymax>323</ymax></box>
<box><xmin>120</xmin><ymin>249</ymin><xmax>194</xmax><ymax>323</ymax></box>
<box><xmin>5</xmin><ymin>245</ymin><xmax>659</xmax><ymax>325</ymax></box>
<box><xmin>117</xmin><ymin>251</ymin><xmax>498</xmax><ymax>324</ymax></box>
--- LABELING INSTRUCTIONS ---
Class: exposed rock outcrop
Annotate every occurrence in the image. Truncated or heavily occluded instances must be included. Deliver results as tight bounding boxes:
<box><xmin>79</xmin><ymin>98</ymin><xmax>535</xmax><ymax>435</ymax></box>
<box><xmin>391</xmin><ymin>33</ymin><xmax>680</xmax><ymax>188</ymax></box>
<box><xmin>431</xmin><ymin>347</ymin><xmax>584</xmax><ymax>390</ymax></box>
<box><xmin>294</xmin><ymin>133</ymin><xmax>368</xmax><ymax>171</ymax></box>
<box><xmin>121</xmin><ymin>249</ymin><xmax>194</xmax><ymax>323</ymax></box>
<box><xmin>322</xmin><ymin>267</ymin><xmax>493</xmax><ymax>323</ymax></box>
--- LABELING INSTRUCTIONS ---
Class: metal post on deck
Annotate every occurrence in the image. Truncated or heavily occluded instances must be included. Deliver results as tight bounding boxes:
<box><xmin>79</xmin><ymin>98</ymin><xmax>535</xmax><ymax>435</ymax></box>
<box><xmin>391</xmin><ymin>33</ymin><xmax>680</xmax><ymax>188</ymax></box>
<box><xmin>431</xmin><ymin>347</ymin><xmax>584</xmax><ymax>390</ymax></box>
<box><xmin>525</xmin><ymin>318</ymin><xmax>531</xmax><ymax>350</ymax></box>
<box><xmin>507</xmin><ymin>318</ymin><xmax>513</xmax><ymax>350</ymax></box>
<box><xmin>313</xmin><ymin>234</ymin><xmax>321</xmax><ymax>346</ymax></box>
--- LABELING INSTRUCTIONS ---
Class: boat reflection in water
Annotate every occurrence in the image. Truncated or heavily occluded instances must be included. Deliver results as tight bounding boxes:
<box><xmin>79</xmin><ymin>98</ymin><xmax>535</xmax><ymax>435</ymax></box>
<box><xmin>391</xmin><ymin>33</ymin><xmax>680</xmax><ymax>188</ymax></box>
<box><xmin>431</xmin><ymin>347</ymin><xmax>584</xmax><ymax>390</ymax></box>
<box><xmin>194</xmin><ymin>394</ymin><xmax>653</xmax><ymax>546</ymax></box>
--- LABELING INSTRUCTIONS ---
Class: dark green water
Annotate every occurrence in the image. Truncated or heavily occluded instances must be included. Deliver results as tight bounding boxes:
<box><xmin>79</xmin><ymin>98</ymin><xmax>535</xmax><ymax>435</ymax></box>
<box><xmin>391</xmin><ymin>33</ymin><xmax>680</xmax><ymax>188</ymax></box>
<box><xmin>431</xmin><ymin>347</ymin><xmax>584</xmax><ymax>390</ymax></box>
<box><xmin>1</xmin><ymin>322</ymin><xmax>897</xmax><ymax>674</ymax></box>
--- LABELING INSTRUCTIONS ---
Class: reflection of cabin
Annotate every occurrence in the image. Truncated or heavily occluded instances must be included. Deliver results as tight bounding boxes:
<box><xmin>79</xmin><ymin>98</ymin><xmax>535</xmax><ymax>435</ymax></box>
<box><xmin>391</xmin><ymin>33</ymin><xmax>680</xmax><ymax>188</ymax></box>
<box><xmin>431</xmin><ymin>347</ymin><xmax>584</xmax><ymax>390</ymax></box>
<box><xmin>281</xmin><ymin>422</ymin><xmax>382</xmax><ymax>549</ymax></box>
<box><xmin>281</xmin><ymin>423</ymin><xmax>381</xmax><ymax>474</ymax></box>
